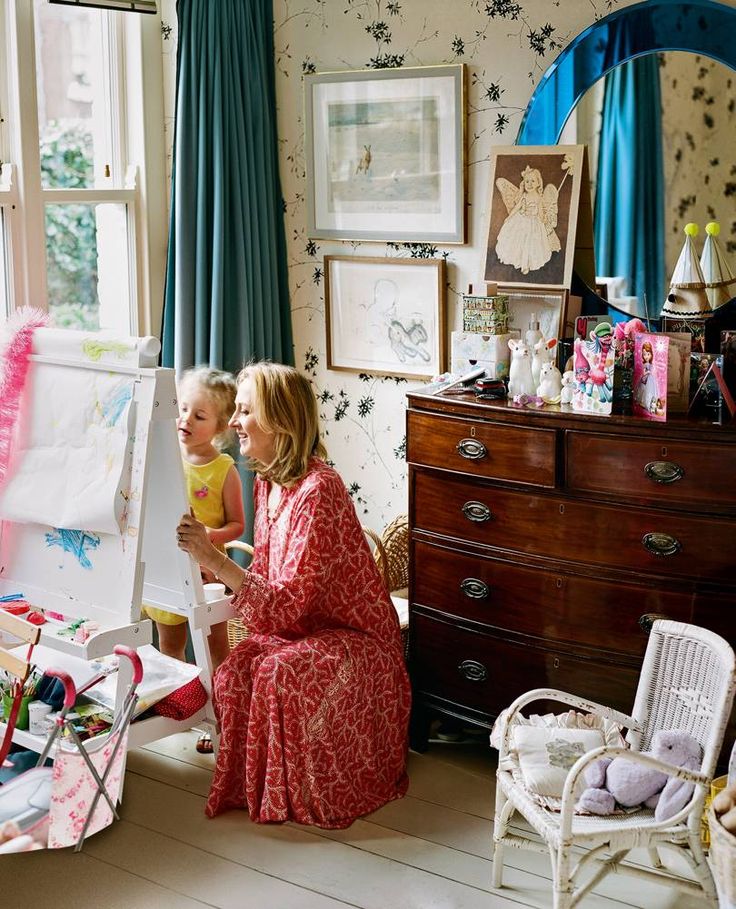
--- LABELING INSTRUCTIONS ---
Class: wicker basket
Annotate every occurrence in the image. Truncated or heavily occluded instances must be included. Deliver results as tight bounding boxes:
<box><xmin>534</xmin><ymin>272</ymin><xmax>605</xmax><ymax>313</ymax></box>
<box><xmin>225</xmin><ymin>541</ymin><xmax>253</xmax><ymax>650</ymax></box>
<box><xmin>708</xmin><ymin>804</ymin><xmax>736</xmax><ymax>908</ymax></box>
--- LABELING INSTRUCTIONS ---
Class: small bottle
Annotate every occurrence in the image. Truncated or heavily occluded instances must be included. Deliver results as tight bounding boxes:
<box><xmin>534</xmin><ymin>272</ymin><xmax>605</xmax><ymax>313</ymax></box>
<box><xmin>525</xmin><ymin>312</ymin><xmax>543</xmax><ymax>349</ymax></box>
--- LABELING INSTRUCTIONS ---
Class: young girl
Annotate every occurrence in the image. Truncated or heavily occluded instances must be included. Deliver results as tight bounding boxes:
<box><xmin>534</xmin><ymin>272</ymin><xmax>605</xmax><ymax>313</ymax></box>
<box><xmin>494</xmin><ymin>166</ymin><xmax>561</xmax><ymax>275</ymax></box>
<box><xmin>146</xmin><ymin>367</ymin><xmax>245</xmax><ymax>672</ymax></box>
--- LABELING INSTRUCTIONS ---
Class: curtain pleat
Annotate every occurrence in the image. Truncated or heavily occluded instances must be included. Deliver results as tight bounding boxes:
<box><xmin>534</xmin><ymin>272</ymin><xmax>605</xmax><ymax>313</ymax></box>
<box><xmin>162</xmin><ymin>0</ymin><xmax>293</xmax><ymax>543</ymax></box>
<box><xmin>594</xmin><ymin>56</ymin><xmax>665</xmax><ymax>319</ymax></box>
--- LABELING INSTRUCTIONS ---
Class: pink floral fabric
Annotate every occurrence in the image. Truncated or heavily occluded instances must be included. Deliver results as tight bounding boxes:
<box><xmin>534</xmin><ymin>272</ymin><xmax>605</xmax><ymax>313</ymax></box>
<box><xmin>206</xmin><ymin>459</ymin><xmax>411</xmax><ymax>828</ymax></box>
<box><xmin>48</xmin><ymin>730</ymin><xmax>128</xmax><ymax>849</ymax></box>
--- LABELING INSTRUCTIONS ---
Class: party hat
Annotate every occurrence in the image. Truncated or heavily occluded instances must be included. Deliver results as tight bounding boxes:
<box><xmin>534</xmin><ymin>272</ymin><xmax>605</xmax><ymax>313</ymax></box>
<box><xmin>660</xmin><ymin>223</ymin><xmax>712</xmax><ymax>318</ymax></box>
<box><xmin>700</xmin><ymin>221</ymin><xmax>736</xmax><ymax>310</ymax></box>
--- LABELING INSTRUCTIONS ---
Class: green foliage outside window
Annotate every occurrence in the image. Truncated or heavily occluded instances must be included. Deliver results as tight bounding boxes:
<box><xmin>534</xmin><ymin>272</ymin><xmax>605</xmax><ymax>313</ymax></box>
<box><xmin>40</xmin><ymin>121</ymin><xmax>99</xmax><ymax>330</ymax></box>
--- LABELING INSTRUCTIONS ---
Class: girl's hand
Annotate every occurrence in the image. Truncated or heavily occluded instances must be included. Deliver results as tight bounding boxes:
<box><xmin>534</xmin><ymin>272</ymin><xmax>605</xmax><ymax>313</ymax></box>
<box><xmin>176</xmin><ymin>513</ymin><xmax>220</xmax><ymax>573</ymax></box>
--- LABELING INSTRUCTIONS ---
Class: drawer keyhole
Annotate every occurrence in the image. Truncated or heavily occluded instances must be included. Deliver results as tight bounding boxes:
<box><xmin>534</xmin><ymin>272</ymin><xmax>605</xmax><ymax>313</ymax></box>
<box><xmin>553</xmin><ymin>657</ymin><xmax>560</xmax><ymax>669</ymax></box>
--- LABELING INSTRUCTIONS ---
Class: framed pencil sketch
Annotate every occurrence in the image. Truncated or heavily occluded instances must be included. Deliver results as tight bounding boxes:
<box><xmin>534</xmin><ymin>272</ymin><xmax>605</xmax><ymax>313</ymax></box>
<box><xmin>498</xmin><ymin>284</ymin><xmax>572</xmax><ymax>341</ymax></box>
<box><xmin>324</xmin><ymin>256</ymin><xmax>447</xmax><ymax>380</ymax></box>
<box><xmin>305</xmin><ymin>65</ymin><xmax>465</xmax><ymax>243</ymax></box>
<box><xmin>484</xmin><ymin>145</ymin><xmax>594</xmax><ymax>290</ymax></box>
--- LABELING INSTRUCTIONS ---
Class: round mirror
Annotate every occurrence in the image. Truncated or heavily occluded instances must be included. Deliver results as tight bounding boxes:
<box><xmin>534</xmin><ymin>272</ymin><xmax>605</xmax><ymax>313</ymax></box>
<box><xmin>517</xmin><ymin>0</ymin><xmax>736</xmax><ymax>319</ymax></box>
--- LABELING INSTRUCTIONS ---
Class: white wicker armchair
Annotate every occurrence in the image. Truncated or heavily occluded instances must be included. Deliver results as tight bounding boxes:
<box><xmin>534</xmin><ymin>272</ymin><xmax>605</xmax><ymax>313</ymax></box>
<box><xmin>492</xmin><ymin>620</ymin><xmax>736</xmax><ymax>909</ymax></box>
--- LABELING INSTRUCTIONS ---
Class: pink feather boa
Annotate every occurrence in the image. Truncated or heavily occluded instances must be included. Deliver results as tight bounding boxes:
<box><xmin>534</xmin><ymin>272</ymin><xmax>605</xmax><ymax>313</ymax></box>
<box><xmin>0</xmin><ymin>308</ymin><xmax>48</xmax><ymax>492</ymax></box>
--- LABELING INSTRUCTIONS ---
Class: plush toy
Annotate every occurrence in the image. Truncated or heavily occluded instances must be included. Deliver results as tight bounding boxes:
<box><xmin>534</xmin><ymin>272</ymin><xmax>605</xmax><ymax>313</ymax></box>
<box><xmin>578</xmin><ymin>730</ymin><xmax>702</xmax><ymax>822</ymax></box>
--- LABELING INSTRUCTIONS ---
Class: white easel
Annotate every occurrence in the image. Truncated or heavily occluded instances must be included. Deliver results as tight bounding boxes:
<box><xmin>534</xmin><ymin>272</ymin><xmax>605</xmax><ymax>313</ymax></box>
<box><xmin>0</xmin><ymin>328</ymin><xmax>234</xmax><ymax>752</ymax></box>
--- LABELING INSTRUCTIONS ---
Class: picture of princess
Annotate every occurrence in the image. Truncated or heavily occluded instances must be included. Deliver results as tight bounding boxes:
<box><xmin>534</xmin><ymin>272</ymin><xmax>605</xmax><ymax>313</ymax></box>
<box><xmin>633</xmin><ymin>340</ymin><xmax>658</xmax><ymax>413</ymax></box>
<box><xmin>494</xmin><ymin>166</ymin><xmax>561</xmax><ymax>275</ymax></box>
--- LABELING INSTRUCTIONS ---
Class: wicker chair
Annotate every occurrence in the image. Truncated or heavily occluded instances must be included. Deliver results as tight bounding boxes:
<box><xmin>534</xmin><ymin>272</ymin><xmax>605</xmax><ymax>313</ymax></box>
<box><xmin>224</xmin><ymin>540</ymin><xmax>254</xmax><ymax>650</ymax></box>
<box><xmin>364</xmin><ymin>515</ymin><xmax>409</xmax><ymax>655</ymax></box>
<box><xmin>493</xmin><ymin>620</ymin><xmax>736</xmax><ymax>908</ymax></box>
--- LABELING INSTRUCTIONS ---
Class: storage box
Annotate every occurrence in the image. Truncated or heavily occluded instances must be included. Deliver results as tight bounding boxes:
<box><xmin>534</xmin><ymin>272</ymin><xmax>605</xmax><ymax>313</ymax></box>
<box><xmin>451</xmin><ymin>331</ymin><xmax>511</xmax><ymax>379</ymax></box>
<box><xmin>462</xmin><ymin>293</ymin><xmax>509</xmax><ymax>334</ymax></box>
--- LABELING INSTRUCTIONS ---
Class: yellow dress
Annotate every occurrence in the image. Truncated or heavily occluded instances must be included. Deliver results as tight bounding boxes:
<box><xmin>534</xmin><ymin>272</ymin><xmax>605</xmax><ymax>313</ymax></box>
<box><xmin>144</xmin><ymin>453</ymin><xmax>235</xmax><ymax>626</ymax></box>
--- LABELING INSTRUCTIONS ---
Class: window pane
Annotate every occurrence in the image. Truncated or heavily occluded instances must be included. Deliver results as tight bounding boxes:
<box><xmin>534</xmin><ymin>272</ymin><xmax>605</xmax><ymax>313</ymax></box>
<box><xmin>45</xmin><ymin>202</ymin><xmax>131</xmax><ymax>333</ymax></box>
<box><xmin>34</xmin><ymin>0</ymin><xmax>112</xmax><ymax>189</ymax></box>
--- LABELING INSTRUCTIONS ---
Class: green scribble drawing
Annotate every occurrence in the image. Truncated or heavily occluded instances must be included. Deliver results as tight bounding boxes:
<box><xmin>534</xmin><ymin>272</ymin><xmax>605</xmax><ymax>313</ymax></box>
<box><xmin>82</xmin><ymin>340</ymin><xmax>133</xmax><ymax>362</ymax></box>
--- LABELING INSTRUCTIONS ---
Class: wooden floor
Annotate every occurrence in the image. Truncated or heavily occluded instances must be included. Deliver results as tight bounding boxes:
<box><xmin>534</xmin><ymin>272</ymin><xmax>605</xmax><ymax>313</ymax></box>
<box><xmin>4</xmin><ymin>732</ymin><xmax>707</xmax><ymax>909</ymax></box>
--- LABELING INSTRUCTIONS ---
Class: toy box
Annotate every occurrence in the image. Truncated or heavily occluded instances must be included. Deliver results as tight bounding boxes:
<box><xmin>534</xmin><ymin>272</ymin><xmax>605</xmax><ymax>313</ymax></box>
<box><xmin>451</xmin><ymin>331</ymin><xmax>511</xmax><ymax>379</ymax></box>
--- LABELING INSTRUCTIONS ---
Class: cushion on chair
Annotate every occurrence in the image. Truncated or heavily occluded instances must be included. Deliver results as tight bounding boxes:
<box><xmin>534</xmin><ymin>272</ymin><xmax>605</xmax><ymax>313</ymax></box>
<box><xmin>513</xmin><ymin>726</ymin><xmax>606</xmax><ymax>798</ymax></box>
<box><xmin>492</xmin><ymin>708</ymin><xmax>626</xmax><ymax>812</ymax></box>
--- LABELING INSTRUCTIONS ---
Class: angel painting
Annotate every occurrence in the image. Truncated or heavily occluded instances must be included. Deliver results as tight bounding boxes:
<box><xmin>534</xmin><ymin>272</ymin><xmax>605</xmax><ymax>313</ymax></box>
<box><xmin>494</xmin><ymin>166</ymin><xmax>561</xmax><ymax>275</ymax></box>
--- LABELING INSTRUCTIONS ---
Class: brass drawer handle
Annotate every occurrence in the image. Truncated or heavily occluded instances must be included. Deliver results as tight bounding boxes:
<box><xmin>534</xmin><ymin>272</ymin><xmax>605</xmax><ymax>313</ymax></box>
<box><xmin>458</xmin><ymin>659</ymin><xmax>488</xmax><ymax>682</ymax></box>
<box><xmin>456</xmin><ymin>438</ymin><xmax>488</xmax><ymax>460</ymax></box>
<box><xmin>638</xmin><ymin>613</ymin><xmax>671</xmax><ymax>634</ymax></box>
<box><xmin>460</xmin><ymin>577</ymin><xmax>490</xmax><ymax>599</ymax></box>
<box><xmin>644</xmin><ymin>461</ymin><xmax>684</xmax><ymax>484</ymax></box>
<box><xmin>462</xmin><ymin>500</ymin><xmax>492</xmax><ymax>523</ymax></box>
<box><xmin>642</xmin><ymin>532</ymin><xmax>681</xmax><ymax>557</ymax></box>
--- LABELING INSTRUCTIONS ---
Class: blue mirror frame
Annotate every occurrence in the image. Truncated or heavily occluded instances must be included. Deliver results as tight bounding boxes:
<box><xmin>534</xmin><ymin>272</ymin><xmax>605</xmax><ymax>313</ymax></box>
<box><xmin>517</xmin><ymin>0</ymin><xmax>736</xmax><ymax>145</ymax></box>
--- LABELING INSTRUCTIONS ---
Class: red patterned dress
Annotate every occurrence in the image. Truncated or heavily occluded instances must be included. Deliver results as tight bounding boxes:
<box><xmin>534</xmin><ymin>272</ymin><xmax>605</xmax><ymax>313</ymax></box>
<box><xmin>206</xmin><ymin>458</ymin><xmax>411</xmax><ymax>828</ymax></box>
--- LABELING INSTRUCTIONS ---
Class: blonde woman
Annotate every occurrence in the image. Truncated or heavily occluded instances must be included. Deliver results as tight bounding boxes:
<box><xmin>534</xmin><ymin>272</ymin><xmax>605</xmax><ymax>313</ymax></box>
<box><xmin>176</xmin><ymin>362</ymin><xmax>410</xmax><ymax>828</ymax></box>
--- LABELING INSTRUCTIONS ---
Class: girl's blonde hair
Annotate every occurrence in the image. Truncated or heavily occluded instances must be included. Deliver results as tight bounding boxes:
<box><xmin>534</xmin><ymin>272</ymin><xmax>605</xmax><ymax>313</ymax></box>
<box><xmin>237</xmin><ymin>362</ymin><xmax>327</xmax><ymax>487</ymax></box>
<box><xmin>179</xmin><ymin>367</ymin><xmax>237</xmax><ymax>449</ymax></box>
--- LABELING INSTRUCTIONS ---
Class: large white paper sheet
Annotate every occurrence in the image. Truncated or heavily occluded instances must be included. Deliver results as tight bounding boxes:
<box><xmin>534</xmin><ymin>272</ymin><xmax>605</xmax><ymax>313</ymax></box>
<box><xmin>0</xmin><ymin>363</ymin><xmax>134</xmax><ymax>534</ymax></box>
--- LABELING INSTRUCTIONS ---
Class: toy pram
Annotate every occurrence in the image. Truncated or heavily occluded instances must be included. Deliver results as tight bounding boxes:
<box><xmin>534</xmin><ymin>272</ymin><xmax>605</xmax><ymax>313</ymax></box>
<box><xmin>0</xmin><ymin>634</ymin><xmax>143</xmax><ymax>853</ymax></box>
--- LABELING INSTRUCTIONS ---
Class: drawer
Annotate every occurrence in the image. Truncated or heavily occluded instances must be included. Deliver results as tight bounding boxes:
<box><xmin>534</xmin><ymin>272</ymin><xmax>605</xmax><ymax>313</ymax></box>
<box><xmin>412</xmin><ymin>539</ymin><xmax>694</xmax><ymax>657</ymax></box>
<box><xmin>407</xmin><ymin>409</ymin><xmax>556</xmax><ymax>488</ymax></box>
<box><xmin>413</xmin><ymin>470</ymin><xmax>736</xmax><ymax>583</ymax></box>
<box><xmin>566</xmin><ymin>431</ymin><xmax>736</xmax><ymax>512</ymax></box>
<box><xmin>411</xmin><ymin>612</ymin><xmax>639</xmax><ymax>719</ymax></box>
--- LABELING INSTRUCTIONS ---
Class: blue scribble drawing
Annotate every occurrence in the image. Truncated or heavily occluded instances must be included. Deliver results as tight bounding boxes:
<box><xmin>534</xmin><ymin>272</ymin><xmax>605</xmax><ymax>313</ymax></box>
<box><xmin>45</xmin><ymin>529</ymin><xmax>101</xmax><ymax>570</ymax></box>
<box><xmin>100</xmin><ymin>383</ymin><xmax>133</xmax><ymax>427</ymax></box>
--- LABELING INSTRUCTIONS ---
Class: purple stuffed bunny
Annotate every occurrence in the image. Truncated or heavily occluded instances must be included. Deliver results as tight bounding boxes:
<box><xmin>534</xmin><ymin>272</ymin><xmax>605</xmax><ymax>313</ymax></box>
<box><xmin>577</xmin><ymin>730</ymin><xmax>702</xmax><ymax>822</ymax></box>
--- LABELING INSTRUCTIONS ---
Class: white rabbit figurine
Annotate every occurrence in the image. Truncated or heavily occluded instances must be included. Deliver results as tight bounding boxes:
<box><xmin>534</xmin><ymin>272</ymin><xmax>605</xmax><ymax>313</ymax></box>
<box><xmin>507</xmin><ymin>339</ymin><xmax>536</xmax><ymax>397</ymax></box>
<box><xmin>560</xmin><ymin>369</ymin><xmax>575</xmax><ymax>405</ymax></box>
<box><xmin>537</xmin><ymin>361</ymin><xmax>563</xmax><ymax>403</ymax></box>
<box><xmin>531</xmin><ymin>337</ymin><xmax>558</xmax><ymax>388</ymax></box>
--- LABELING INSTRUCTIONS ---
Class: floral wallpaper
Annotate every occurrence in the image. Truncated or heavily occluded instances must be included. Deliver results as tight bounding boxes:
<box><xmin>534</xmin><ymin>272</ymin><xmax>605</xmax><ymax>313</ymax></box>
<box><xmin>158</xmin><ymin>0</ymin><xmax>735</xmax><ymax>533</ymax></box>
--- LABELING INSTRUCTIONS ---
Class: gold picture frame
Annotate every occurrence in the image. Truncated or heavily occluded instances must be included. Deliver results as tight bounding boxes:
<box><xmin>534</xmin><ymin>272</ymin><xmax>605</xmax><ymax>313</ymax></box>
<box><xmin>305</xmin><ymin>65</ymin><xmax>466</xmax><ymax>243</ymax></box>
<box><xmin>324</xmin><ymin>255</ymin><xmax>447</xmax><ymax>380</ymax></box>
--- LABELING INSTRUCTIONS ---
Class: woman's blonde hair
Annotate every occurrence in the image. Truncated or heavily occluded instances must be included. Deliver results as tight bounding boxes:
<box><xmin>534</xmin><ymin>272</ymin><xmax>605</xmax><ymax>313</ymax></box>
<box><xmin>179</xmin><ymin>366</ymin><xmax>237</xmax><ymax>449</ymax></box>
<box><xmin>237</xmin><ymin>362</ymin><xmax>327</xmax><ymax>487</ymax></box>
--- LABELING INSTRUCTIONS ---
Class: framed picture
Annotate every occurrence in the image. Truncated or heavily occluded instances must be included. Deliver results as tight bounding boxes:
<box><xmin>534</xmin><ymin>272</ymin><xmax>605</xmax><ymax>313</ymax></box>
<box><xmin>324</xmin><ymin>256</ymin><xmax>447</xmax><ymax>380</ymax></box>
<box><xmin>498</xmin><ymin>284</ymin><xmax>572</xmax><ymax>342</ymax></box>
<box><xmin>484</xmin><ymin>144</ymin><xmax>593</xmax><ymax>289</ymax></box>
<box><xmin>305</xmin><ymin>65</ymin><xmax>465</xmax><ymax>243</ymax></box>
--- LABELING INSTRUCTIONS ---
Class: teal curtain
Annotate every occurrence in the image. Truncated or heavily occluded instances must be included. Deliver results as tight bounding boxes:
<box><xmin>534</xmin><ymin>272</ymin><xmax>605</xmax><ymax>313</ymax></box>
<box><xmin>162</xmin><ymin>0</ymin><xmax>293</xmax><ymax>373</ymax></box>
<box><xmin>594</xmin><ymin>56</ymin><xmax>664</xmax><ymax>320</ymax></box>
<box><xmin>162</xmin><ymin>0</ymin><xmax>293</xmax><ymax>544</ymax></box>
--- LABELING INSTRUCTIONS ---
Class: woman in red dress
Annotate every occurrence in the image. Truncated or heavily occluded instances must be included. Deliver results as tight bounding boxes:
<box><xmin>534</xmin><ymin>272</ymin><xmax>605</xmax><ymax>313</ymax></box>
<box><xmin>176</xmin><ymin>363</ymin><xmax>410</xmax><ymax>828</ymax></box>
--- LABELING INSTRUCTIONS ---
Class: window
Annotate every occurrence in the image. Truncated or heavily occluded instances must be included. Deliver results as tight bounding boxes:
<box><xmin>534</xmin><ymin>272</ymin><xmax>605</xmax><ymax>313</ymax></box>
<box><xmin>0</xmin><ymin>0</ymin><xmax>167</xmax><ymax>335</ymax></box>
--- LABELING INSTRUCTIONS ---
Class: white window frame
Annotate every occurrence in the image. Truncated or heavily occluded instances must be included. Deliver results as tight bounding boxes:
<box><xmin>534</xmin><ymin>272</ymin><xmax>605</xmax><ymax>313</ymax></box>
<box><xmin>0</xmin><ymin>0</ymin><xmax>167</xmax><ymax>337</ymax></box>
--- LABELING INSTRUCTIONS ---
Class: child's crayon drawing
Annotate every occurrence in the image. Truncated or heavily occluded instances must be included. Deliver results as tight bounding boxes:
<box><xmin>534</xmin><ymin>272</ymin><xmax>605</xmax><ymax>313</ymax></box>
<box><xmin>45</xmin><ymin>528</ymin><xmax>101</xmax><ymax>570</ymax></box>
<box><xmin>100</xmin><ymin>383</ymin><xmax>133</xmax><ymax>428</ymax></box>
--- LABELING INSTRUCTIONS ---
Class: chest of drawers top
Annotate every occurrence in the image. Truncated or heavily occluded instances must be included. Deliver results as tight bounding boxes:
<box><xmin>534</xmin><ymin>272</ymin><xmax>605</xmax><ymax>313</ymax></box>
<box><xmin>406</xmin><ymin>391</ymin><xmax>736</xmax><ymax>514</ymax></box>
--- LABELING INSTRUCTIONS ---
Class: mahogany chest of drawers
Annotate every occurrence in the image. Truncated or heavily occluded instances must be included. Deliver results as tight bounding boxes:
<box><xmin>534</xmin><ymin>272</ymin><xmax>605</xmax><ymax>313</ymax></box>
<box><xmin>406</xmin><ymin>391</ymin><xmax>736</xmax><ymax>755</ymax></box>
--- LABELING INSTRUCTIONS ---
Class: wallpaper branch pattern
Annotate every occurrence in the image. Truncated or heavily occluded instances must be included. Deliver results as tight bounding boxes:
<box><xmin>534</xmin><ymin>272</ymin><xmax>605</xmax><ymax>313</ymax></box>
<box><xmin>159</xmin><ymin>0</ymin><xmax>736</xmax><ymax>532</ymax></box>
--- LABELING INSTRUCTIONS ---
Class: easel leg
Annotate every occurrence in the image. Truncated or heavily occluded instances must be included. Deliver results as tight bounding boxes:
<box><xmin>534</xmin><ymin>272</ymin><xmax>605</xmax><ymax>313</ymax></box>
<box><xmin>188</xmin><ymin>617</ymin><xmax>220</xmax><ymax>752</ymax></box>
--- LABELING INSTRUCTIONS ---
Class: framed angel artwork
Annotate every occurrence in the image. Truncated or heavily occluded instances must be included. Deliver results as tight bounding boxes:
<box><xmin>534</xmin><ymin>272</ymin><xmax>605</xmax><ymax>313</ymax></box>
<box><xmin>483</xmin><ymin>145</ymin><xmax>594</xmax><ymax>290</ymax></box>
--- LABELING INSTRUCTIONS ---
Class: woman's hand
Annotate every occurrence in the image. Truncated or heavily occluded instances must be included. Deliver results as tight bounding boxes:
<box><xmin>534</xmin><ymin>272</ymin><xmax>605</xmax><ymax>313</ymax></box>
<box><xmin>176</xmin><ymin>513</ymin><xmax>221</xmax><ymax>574</ymax></box>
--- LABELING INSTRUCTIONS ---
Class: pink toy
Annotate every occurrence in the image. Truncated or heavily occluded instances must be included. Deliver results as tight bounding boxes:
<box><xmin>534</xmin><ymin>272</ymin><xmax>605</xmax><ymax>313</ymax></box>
<box><xmin>578</xmin><ymin>729</ymin><xmax>702</xmax><ymax>822</ymax></box>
